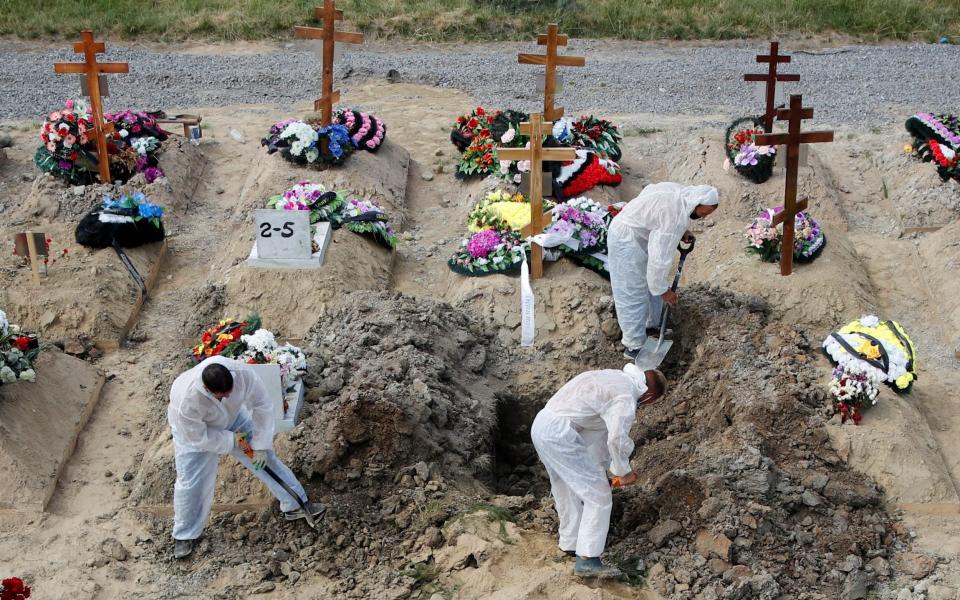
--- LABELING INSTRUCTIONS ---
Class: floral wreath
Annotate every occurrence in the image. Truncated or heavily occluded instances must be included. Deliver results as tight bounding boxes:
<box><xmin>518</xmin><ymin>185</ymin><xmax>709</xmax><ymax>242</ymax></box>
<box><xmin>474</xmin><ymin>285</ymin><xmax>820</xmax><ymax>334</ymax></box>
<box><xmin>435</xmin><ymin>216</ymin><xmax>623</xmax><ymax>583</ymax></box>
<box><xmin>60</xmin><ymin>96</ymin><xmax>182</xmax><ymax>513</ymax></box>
<box><xmin>448</xmin><ymin>228</ymin><xmax>528</xmax><ymax>276</ymax></box>
<box><xmin>334</xmin><ymin>109</ymin><xmax>387</xmax><ymax>152</ymax></box>
<box><xmin>828</xmin><ymin>361</ymin><xmax>883</xmax><ymax>425</ymax></box>
<box><xmin>466</xmin><ymin>189</ymin><xmax>556</xmax><ymax>232</ymax></box>
<box><xmin>268</xmin><ymin>182</ymin><xmax>399</xmax><ymax>250</ymax></box>
<box><xmin>822</xmin><ymin>315</ymin><xmax>918</xmax><ymax>393</ymax></box>
<box><xmin>451</xmin><ymin>107</ymin><xmax>529</xmax><ymax>180</ymax></box>
<box><xmin>0</xmin><ymin>577</ymin><xmax>31</xmax><ymax>599</ymax></box>
<box><xmin>724</xmin><ymin>116</ymin><xmax>776</xmax><ymax>184</ymax></box>
<box><xmin>552</xmin><ymin>149</ymin><xmax>622</xmax><ymax>199</ymax></box>
<box><xmin>191</xmin><ymin>313</ymin><xmax>306</xmax><ymax>393</ymax></box>
<box><xmin>75</xmin><ymin>191</ymin><xmax>166</xmax><ymax>250</ymax></box>
<box><xmin>261</xmin><ymin>118</ymin><xmax>355</xmax><ymax>167</ymax></box>
<box><xmin>744</xmin><ymin>206</ymin><xmax>825</xmax><ymax>264</ymax></box>
<box><xmin>905</xmin><ymin>112</ymin><xmax>960</xmax><ymax>182</ymax></box>
<box><xmin>553</xmin><ymin>115</ymin><xmax>623</xmax><ymax>161</ymax></box>
<box><xmin>0</xmin><ymin>310</ymin><xmax>40</xmax><ymax>385</ymax></box>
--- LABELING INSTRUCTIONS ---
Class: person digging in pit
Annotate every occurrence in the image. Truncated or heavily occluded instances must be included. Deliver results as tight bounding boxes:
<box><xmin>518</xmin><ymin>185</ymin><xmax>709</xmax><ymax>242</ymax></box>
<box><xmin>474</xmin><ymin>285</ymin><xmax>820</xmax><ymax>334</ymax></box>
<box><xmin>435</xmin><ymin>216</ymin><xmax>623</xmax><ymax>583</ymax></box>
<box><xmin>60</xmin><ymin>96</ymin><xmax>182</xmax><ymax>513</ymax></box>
<box><xmin>531</xmin><ymin>364</ymin><xmax>667</xmax><ymax>579</ymax></box>
<box><xmin>167</xmin><ymin>356</ymin><xmax>325</xmax><ymax>559</ymax></box>
<box><xmin>608</xmin><ymin>182</ymin><xmax>718</xmax><ymax>360</ymax></box>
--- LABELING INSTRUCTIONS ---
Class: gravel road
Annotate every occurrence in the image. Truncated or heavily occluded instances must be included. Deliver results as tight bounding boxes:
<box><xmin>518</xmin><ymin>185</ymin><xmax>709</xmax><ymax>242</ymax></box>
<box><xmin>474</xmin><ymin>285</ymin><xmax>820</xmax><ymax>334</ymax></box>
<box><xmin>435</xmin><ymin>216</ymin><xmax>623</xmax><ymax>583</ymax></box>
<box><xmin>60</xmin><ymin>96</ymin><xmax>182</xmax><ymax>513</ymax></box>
<box><xmin>1</xmin><ymin>40</ymin><xmax>957</xmax><ymax>125</ymax></box>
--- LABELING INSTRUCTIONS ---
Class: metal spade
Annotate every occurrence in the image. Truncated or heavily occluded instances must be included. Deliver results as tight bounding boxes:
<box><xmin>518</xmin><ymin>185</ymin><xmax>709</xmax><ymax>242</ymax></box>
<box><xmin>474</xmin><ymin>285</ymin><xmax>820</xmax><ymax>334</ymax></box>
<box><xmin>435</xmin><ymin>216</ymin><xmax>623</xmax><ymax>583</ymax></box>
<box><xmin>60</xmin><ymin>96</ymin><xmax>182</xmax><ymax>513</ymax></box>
<box><xmin>634</xmin><ymin>236</ymin><xmax>696</xmax><ymax>370</ymax></box>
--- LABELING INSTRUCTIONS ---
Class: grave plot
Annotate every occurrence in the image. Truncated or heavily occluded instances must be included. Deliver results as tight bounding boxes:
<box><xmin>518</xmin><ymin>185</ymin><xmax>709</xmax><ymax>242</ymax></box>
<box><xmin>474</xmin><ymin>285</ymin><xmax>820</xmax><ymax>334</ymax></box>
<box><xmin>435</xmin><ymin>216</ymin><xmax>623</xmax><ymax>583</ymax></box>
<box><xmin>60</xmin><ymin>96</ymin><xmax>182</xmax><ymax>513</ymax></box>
<box><xmin>0</xmin><ymin>348</ymin><xmax>104</xmax><ymax>511</ymax></box>
<box><xmin>219</xmin><ymin>137</ymin><xmax>409</xmax><ymax>339</ymax></box>
<box><xmin>919</xmin><ymin>220</ymin><xmax>960</xmax><ymax>338</ymax></box>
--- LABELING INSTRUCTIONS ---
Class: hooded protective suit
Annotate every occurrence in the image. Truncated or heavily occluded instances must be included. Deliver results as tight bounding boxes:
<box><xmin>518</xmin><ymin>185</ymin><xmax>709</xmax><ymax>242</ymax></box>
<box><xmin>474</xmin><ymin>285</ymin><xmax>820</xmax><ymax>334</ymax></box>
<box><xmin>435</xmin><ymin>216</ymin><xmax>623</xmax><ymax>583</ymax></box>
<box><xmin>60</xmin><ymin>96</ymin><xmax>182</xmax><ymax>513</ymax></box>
<box><xmin>531</xmin><ymin>365</ymin><xmax>648</xmax><ymax>558</ymax></box>
<box><xmin>608</xmin><ymin>183</ymin><xmax>718</xmax><ymax>350</ymax></box>
<box><xmin>167</xmin><ymin>356</ymin><xmax>307</xmax><ymax>541</ymax></box>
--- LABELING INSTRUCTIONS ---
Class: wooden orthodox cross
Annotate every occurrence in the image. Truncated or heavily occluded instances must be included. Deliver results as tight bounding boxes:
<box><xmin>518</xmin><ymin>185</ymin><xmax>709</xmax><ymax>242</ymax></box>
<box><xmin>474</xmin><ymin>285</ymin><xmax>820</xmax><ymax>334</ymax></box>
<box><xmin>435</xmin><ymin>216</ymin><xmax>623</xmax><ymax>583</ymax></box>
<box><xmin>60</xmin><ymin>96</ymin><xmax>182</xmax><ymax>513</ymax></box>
<box><xmin>518</xmin><ymin>24</ymin><xmax>585</xmax><ymax>122</ymax></box>
<box><xmin>497</xmin><ymin>113</ymin><xmax>577</xmax><ymax>279</ymax></box>
<box><xmin>53</xmin><ymin>31</ymin><xmax>129</xmax><ymax>184</ymax></box>
<box><xmin>743</xmin><ymin>42</ymin><xmax>799</xmax><ymax>133</ymax></box>
<box><xmin>294</xmin><ymin>0</ymin><xmax>364</xmax><ymax>126</ymax></box>
<box><xmin>755</xmin><ymin>94</ymin><xmax>834</xmax><ymax>276</ymax></box>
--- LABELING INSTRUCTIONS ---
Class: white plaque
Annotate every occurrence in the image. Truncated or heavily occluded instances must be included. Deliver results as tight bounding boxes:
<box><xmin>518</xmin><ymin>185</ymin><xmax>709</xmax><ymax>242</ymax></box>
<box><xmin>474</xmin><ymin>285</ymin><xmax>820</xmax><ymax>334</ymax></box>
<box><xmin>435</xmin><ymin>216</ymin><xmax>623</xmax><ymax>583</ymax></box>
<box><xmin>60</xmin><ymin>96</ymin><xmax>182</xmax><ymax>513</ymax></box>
<box><xmin>254</xmin><ymin>209</ymin><xmax>312</xmax><ymax>259</ymax></box>
<box><xmin>536</xmin><ymin>74</ymin><xmax>564</xmax><ymax>94</ymax></box>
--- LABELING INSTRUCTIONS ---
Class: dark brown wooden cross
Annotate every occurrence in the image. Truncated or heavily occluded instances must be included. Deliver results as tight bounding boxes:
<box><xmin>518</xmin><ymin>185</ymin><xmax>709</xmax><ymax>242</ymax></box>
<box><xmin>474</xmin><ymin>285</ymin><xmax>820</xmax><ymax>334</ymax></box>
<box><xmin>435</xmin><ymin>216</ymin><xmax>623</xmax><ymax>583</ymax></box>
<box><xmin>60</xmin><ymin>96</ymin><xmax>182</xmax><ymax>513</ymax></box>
<box><xmin>518</xmin><ymin>24</ymin><xmax>585</xmax><ymax>122</ymax></box>
<box><xmin>53</xmin><ymin>31</ymin><xmax>129</xmax><ymax>184</ymax></box>
<box><xmin>497</xmin><ymin>113</ymin><xmax>577</xmax><ymax>279</ymax></box>
<box><xmin>294</xmin><ymin>0</ymin><xmax>364</xmax><ymax>126</ymax></box>
<box><xmin>743</xmin><ymin>42</ymin><xmax>799</xmax><ymax>133</ymax></box>
<box><xmin>755</xmin><ymin>94</ymin><xmax>834</xmax><ymax>276</ymax></box>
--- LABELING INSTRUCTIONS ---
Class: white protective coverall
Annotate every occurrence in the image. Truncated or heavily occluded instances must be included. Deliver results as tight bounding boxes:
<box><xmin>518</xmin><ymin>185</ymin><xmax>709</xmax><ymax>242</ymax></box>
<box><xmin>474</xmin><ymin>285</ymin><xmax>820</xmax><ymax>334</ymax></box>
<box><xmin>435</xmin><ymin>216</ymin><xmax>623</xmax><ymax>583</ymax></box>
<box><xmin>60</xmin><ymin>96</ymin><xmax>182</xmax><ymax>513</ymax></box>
<box><xmin>608</xmin><ymin>182</ymin><xmax>719</xmax><ymax>350</ymax></box>
<box><xmin>167</xmin><ymin>356</ymin><xmax>307</xmax><ymax>540</ymax></box>
<box><xmin>531</xmin><ymin>364</ymin><xmax>648</xmax><ymax>558</ymax></box>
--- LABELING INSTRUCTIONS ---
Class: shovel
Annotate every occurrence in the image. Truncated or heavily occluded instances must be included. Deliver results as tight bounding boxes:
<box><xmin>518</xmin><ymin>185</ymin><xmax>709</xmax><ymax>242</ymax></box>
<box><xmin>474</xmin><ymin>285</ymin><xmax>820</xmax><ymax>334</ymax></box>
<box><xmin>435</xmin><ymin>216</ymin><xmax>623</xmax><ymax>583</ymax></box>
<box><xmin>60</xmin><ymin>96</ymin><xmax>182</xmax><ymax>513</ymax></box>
<box><xmin>633</xmin><ymin>236</ymin><xmax>696</xmax><ymax>370</ymax></box>
<box><xmin>238</xmin><ymin>437</ymin><xmax>320</xmax><ymax>531</ymax></box>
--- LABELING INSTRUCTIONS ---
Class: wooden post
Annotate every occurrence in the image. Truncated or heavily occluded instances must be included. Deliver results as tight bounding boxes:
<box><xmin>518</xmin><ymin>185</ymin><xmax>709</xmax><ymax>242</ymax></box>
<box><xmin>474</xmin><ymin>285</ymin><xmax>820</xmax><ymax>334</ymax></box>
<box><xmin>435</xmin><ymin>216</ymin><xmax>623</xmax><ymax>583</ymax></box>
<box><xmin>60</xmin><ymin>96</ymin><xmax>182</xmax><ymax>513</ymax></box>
<box><xmin>294</xmin><ymin>0</ymin><xmax>364</xmax><ymax>126</ymax></box>
<box><xmin>755</xmin><ymin>94</ymin><xmax>834</xmax><ymax>276</ymax></box>
<box><xmin>519</xmin><ymin>24</ymin><xmax>585</xmax><ymax>122</ymax></box>
<box><xmin>497</xmin><ymin>113</ymin><xmax>577</xmax><ymax>279</ymax></box>
<box><xmin>744</xmin><ymin>42</ymin><xmax>800</xmax><ymax>133</ymax></box>
<box><xmin>53</xmin><ymin>31</ymin><xmax>129</xmax><ymax>184</ymax></box>
<box><xmin>24</xmin><ymin>231</ymin><xmax>41</xmax><ymax>286</ymax></box>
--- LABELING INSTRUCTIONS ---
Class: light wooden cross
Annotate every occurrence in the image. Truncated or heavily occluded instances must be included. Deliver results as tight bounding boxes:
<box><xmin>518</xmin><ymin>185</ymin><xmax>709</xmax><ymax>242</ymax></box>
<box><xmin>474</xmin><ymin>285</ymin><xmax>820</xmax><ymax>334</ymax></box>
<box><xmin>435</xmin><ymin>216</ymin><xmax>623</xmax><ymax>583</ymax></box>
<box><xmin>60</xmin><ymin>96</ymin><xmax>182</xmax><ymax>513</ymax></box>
<box><xmin>53</xmin><ymin>31</ymin><xmax>129</xmax><ymax>184</ymax></box>
<box><xmin>498</xmin><ymin>113</ymin><xmax>576</xmax><ymax>279</ymax></box>
<box><xmin>755</xmin><ymin>94</ymin><xmax>834</xmax><ymax>276</ymax></box>
<box><xmin>294</xmin><ymin>0</ymin><xmax>364</xmax><ymax>126</ymax></box>
<box><xmin>518</xmin><ymin>24</ymin><xmax>585</xmax><ymax>122</ymax></box>
<box><xmin>743</xmin><ymin>42</ymin><xmax>800</xmax><ymax>133</ymax></box>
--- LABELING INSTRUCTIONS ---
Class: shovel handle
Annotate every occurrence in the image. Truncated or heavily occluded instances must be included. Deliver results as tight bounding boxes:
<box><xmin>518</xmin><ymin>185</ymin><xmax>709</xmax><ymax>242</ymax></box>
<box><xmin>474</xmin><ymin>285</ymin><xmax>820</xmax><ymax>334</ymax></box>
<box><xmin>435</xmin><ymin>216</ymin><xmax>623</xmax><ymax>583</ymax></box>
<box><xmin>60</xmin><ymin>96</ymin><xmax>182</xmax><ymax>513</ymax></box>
<box><xmin>678</xmin><ymin>235</ymin><xmax>695</xmax><ymax>256</ymax></box>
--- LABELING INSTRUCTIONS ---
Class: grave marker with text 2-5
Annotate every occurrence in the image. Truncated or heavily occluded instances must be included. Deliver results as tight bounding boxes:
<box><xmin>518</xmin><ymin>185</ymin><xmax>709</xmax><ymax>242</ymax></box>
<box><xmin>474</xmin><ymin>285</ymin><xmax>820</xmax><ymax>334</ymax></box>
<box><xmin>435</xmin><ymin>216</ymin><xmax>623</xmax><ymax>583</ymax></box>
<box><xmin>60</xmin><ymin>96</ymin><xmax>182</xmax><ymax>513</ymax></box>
<box><xmin>254</xmin><ymin>209</ymin><xmax>313</xmax><ymax>259</ymax></box>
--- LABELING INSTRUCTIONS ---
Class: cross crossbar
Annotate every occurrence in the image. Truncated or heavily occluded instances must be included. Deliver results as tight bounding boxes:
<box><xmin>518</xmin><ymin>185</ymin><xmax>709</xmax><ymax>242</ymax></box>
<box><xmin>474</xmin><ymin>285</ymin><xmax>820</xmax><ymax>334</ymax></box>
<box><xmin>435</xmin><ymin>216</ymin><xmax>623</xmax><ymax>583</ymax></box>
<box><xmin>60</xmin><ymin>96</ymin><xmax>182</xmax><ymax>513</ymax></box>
<box><xmin>53</xmin><ymin>30</ymin><xmax>128</xmax><ymax>184</ymax></box>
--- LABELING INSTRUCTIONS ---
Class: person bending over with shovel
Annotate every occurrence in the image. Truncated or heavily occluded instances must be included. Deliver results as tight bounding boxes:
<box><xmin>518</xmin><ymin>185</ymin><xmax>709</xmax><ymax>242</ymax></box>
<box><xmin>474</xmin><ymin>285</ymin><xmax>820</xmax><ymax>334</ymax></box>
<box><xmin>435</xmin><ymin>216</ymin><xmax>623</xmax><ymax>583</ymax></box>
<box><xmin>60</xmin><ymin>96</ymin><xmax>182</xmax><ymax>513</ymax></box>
<box><xmin>167</xmin><ymin>356</ymin><xmax>325</xmax><ymax>559</ymax></box>
<box><xmin>532</xmin><ymin>364</ymin><xmax>667</xmax><ymax>579</ymax></box>
<box><xmin>609</xmin><ymin>183</ymin><xmax>718</xmax><ymax>361</ymax></box>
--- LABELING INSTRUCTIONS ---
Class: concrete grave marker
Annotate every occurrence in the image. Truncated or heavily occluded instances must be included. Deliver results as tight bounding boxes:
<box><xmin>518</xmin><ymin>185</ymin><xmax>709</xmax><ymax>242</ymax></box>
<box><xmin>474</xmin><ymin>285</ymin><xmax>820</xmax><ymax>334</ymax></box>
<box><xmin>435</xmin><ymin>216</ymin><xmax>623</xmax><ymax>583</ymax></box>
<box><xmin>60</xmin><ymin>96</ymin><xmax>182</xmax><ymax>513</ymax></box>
<box><xmin>247</xmin><ymin>210</ymin><xmax>332</xmax><ymax>269</ymax></box>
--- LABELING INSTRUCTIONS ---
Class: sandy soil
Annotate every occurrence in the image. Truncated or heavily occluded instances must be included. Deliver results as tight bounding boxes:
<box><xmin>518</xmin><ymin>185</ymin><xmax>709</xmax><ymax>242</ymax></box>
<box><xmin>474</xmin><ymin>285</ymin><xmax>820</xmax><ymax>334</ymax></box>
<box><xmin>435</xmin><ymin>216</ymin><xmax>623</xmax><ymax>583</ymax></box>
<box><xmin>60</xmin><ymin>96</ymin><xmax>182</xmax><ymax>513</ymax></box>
<box><xmin>0</xmin><ymin>77</ymin><xmax>957</xmax><ymax>599</ymax></box>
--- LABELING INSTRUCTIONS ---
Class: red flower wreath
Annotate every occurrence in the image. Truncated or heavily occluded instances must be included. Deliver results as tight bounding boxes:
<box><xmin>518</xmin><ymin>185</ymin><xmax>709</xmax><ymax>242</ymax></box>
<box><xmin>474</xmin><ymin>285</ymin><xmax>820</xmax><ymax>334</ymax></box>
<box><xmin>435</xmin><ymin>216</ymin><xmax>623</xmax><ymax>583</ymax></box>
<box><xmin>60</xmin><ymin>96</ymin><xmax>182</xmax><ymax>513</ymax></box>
<box><xmin>928</xmin><ymin>139</ymin><xmax>958</xmax><ymax>168</ymax></box>
<box><xmin>1</xmin><ymin>578</ymin><xmax>31</xmax><ymax>600</ymax></box>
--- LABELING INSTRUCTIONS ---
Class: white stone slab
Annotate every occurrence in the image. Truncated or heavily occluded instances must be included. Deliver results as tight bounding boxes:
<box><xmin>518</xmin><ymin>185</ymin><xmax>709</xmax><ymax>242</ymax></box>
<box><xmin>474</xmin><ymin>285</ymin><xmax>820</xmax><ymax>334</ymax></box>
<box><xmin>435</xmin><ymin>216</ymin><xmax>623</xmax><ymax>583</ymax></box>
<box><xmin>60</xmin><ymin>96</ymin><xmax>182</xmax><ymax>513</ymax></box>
<box><xmin>254</xmin><ymin>209</ymin><xmax>313</xmax><ymax>259</ymax></box>
<box><xmin>247</xmin><ymin>363</ymin><xmax>305</xmax><ymax>432</ymax></box>
<box><xmin>246</xmin><ymin>221</ymin><xmax>332</xmax><ymax>269</ymax></box>
<box><xmin>276</xmin><ymin>380</ymin><xmax>305</xmax><ymax>433</ymax></box>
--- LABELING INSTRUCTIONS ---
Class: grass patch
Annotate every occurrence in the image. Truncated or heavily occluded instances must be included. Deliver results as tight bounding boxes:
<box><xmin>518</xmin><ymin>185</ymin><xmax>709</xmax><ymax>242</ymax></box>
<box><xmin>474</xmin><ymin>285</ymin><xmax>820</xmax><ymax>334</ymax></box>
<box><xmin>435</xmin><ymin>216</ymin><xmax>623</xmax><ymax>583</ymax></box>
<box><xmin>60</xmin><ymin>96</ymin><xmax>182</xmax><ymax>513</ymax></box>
<box><xmin>457</xmin><ymin>503</ymin><xmax>517</xmax><ymax>545</ymax></box>
<box><xmin>0</xmin><ymin>0</ymin><xmax>956</xmax><ymax>42</ymax></box>
<box><xmin>400</xmin><ymin>560</ymin><xmax>440</xmax><ymax>585</ymax></box>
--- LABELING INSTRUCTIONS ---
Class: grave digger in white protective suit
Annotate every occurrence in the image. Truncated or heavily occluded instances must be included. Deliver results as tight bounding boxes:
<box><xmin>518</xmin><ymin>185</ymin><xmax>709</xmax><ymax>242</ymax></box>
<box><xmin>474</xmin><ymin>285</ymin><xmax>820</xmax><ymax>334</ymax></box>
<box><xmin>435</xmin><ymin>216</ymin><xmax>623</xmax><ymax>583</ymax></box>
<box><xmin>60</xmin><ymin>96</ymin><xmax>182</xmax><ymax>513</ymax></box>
<box><xmin>608</xmin><ymin>183</ymin><xmax>719</xmax><ymax>360</ymax></box>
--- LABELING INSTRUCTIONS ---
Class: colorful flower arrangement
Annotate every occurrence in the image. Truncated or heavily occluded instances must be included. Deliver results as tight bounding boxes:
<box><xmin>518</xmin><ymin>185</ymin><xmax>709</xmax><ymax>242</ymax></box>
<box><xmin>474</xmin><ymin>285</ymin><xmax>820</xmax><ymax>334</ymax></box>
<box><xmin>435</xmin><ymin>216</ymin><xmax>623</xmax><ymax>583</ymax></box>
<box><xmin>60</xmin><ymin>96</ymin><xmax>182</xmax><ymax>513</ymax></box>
<box><xmin>261</xmin><ymin>119</ymin><xmax>355</xmax><ymax>167</ymax></box>
<box><xmin>338</xmin><ymin>196</ymin><xmax>400</xmax><ymax>249</ymax></box>
<box><xmin>451</xmin><ymin>107</ymin><xmax>529</xmax><ymax>180</ymax></box>
<box><xmin>905</xmin><ymin>113</ymin><xmax>960</xmax><ymax>181</ymax></box>
<box><xmin>0</xmin><ymin>310</ymin><xmax>39</xmax><ymax>386</ymax></box>
<box><xmin>35</xmin><ymin>100</ymin><xmax>169</xmax><ymax>185</ymax></box>
<box><xmin>75</xmin><ymin>191</ymin><xmax>166</xmax><ymax>249</ymax></box>
<box><xmin>191</xmin><ymin>313</ymin><xmax>306</xmax><ymax>391</ymax></box>
<box><xmin>0</xmin><ymin>578</ymin><xmax>31</xmax><ymax>600</ymax></box>
<box><xmin>266</xmin><ymin>181</ymin><xmax>344</xmax><ymax>223</ymax></box>
<box><xmin>334</xmin><ymin>109</ymin><xmax>387</xmax><ymax>152</ymax></box>
<box><xmin>34</xmin><ymin>99</ymin><xmax>100</xmax><ymax>185</ymax></box>
<box><xmin>553</xmin><ymin>149</ymin><xmax>623</xmax><ymax>199</ymax></box>
<box><xmin>829</xmin><ymin>362</ymin><xmax>883</xmax><ymax>425</ymax></box>
<box><xmin>448</xmin><ymin>229</ymin><xmax>528</xmax><ymax>276</ymax></box>
<box><xmin>744</xmin><ymin>206</ymin><xmax>825</xmax><ymax>264</ymax></box>
<box><xmin>823</xmin><ymin>315</ymin><xmax>918</xmax><ymax>394</ymax></box>
<box><xmin>545</xmin><ymin>196</ymin><xmax>609</xmax><ymax>254</ymax></box>
<box><xmin>466</xmin><ymin>189</ymin><xmax>557</xmax><ymax>232</ymax></box>
<box><xmin>553</xmin><ymin>116</ymin><xmax>623</xmax><ymax>161</ymax></box>
<box><xmin>101</xmin><ymin>192</ymin><xmax>165</xmax><ymax>228</ymax></box>
<box><xmin>725</xmin><ymin>116</ymin><xmax>776</xmax><ymax>184</ymax></box>
<box><xmin>267</xmin><ymin>182</ymin><xmax>399</xmax><ymax>250</ymax></box>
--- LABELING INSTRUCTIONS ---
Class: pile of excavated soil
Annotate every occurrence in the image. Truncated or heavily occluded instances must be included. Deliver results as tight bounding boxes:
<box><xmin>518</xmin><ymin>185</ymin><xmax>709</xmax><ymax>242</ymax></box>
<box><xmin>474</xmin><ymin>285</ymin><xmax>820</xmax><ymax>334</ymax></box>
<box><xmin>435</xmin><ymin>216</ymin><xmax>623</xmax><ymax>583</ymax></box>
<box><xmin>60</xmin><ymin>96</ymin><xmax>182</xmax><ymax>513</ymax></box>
<box><xmin>603</xmin><ymin>287</ymin><xmax>904</xmax><ymax>600</ymax></box>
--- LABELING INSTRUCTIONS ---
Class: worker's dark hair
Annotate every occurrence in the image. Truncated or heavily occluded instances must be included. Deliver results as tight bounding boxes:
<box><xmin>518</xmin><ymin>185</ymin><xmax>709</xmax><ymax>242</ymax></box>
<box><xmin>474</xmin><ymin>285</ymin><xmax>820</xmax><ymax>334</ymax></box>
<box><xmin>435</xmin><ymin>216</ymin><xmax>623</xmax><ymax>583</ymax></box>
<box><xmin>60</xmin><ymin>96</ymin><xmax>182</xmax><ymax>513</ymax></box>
<box><xmin>202</xmin><ymin>363</ymin><xmax>234</xmax><ymax>394</ymax></box>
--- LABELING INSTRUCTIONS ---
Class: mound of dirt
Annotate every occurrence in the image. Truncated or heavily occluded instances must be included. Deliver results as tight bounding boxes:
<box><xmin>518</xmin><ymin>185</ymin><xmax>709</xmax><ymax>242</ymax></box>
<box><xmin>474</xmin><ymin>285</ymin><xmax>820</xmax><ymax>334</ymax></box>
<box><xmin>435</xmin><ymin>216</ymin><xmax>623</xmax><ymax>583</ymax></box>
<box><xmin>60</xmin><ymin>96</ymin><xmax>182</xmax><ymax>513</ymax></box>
<box><xmin>603</xmin><ymin>287</ymin><xmax>904</xmax><ymax>599</ymax></box>
<box><xmin>291</xmin><ymin>290</ymin><xmax>500</xmax><ymax>485</ymax></box>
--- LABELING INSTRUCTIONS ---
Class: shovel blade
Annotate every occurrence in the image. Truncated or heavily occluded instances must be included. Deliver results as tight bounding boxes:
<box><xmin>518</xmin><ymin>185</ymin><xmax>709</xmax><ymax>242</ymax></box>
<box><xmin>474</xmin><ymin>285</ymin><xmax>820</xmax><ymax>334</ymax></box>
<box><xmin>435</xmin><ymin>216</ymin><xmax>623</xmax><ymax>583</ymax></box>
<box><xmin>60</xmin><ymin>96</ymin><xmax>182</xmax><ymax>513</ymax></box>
<box><xmin>633</xmin><ymin>339</ymin><xmax>674</xmax><ymax>370</ymax></box>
